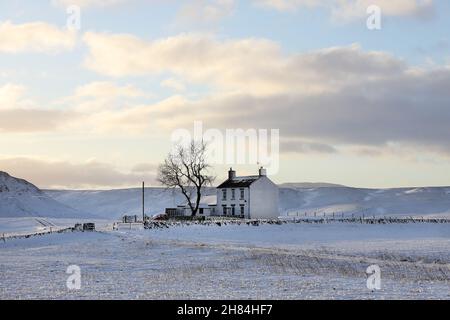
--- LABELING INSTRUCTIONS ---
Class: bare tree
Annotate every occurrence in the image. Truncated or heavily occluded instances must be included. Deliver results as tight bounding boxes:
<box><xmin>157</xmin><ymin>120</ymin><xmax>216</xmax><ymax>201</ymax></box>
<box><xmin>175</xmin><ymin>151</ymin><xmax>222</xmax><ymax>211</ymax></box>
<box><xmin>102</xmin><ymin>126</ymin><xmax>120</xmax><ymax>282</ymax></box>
<box><xmin>157</xmin><ymin>140</ymin><xmax>215</xmax><ymax>216</ymax></box>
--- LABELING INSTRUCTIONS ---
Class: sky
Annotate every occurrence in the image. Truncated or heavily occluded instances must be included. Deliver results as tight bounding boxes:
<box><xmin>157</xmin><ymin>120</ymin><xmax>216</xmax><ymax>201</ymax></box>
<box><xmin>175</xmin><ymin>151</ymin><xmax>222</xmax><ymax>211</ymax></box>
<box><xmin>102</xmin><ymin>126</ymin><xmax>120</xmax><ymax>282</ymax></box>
<box><xmin>1</xmin><ymin>0</ymin><xmax>450</xmax><ymax>189</ymax></box>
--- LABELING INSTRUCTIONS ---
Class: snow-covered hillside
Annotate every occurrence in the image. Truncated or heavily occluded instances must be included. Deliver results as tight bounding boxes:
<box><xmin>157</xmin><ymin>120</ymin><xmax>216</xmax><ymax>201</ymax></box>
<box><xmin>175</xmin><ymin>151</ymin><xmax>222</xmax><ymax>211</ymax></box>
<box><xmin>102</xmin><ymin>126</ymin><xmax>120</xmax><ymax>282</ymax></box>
<box><xmin>279</xmin><ymin>185</ymin><xmax>450</xmax><ymax>217</ymax></box>
<box><xmin>0</xmin><ymin>171</ymin><xmax>89</xmax><ymax>218</ymax></box>
<box><xmin>46</xmin><ymin>184</ymin><xmax>450</xmax><ymax>219</ymax></box>
<box><xmin>2</xmin><ymin>169</ymin><xmax>449</xmax><ymax>219</ymax></box>
<box><xmin>45</xmin><ymin>187</ymin><xmax>217</xmax><ymax>220</ymax></box>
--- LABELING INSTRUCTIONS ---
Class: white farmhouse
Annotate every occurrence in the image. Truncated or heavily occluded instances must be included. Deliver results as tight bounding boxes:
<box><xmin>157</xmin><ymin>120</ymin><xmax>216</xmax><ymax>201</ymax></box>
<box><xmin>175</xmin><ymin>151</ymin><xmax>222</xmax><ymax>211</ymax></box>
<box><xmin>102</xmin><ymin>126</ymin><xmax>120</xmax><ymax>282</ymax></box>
<box><xmin>216</xmin><ymin>167</ymin><xmax>279</xmax><ymax>219</ymax></box>
<box><xmin>165</xmin><ymin>167</ymin><xmax>279</xmax><ymax>219</ymax></box>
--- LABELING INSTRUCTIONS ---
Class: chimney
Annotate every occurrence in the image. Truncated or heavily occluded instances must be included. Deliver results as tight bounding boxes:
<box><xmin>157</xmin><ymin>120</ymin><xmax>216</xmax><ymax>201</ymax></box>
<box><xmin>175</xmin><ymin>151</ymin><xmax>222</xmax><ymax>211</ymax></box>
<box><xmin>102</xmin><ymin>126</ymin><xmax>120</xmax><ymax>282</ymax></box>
<box><xmin>259</xmin><ymin>167</ymin><xmax>267</xmax><ymax>176</ymax></box>
<box><xmin>228</xmin><ymin>167</ymin><xmax>236</xmax><ymax>180</ymax></box>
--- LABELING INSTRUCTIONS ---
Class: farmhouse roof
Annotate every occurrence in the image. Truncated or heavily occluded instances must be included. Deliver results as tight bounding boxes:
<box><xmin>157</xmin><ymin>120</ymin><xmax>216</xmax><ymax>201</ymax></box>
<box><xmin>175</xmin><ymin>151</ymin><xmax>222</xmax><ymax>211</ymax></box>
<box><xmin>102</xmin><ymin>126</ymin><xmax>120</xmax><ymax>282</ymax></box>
<box><xmin>217</xmin><ymin>176</ymin><xmax>260</xmax><ymax>188</ymax></box>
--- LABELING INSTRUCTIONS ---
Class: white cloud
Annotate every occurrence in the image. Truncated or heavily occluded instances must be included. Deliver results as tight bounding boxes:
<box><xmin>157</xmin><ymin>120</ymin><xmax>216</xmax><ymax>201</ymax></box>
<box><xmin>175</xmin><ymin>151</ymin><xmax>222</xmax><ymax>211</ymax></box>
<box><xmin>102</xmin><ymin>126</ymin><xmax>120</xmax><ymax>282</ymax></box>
<box><xmin>0</xmin><ymin>81</ymin><xmax>151</xmax><ymax>133</ymax></box>
<box><xmin>0</xmin><ymin>84</ymin><xmax>30</xmax><ymax>109</ymax></box>
<box><xmin>52</xmin><ymin>0</ymin><xmax>128</xmax><ymax>9</ymax></box>
<box><xmin>175</xmin><ymin>0</ymin><xmax>235</xmax><ymax>27</ymax></box>
<box><xmin>83</xmin><ymin>32</ymin><xmax>402</xmax><ymax>95</ymax></box>
<box><xmin>3</xmin><ymin>30</ymin><xmax>449</xmax><ymax>157</ymax></box>
<box><xmin>85</xmin><ymin>69</ymin><xmax>450</xmax><ymax>151</ymax></box>
<box><xmin>0</xmin><ymin>109</ymin><xmax>75</xmax><ymax>133</ymax></box>
<box><xmin>73</xmin><ymin>81</ymin><xmax>147</xmax><ymax>99</ymax></box>
<box><xmin>0</xmin><ymin>84</ymin><xmax>77</xmax><ymax>133</ymax></box>
<box><xmin>0</xmin><ymin>21</ymin><xmax>76</xmax><ymax>53</ymax></box>
<box><xmin>59</xmin><ymin>81</ymin><xmax>149</xmax><ymax>112</ymax></box>
<box><xmin>161</xmin><ymin>78</ymin><xmax>186</xmax><ymax>92</ymax></box>
<box><xmin>255</xmin><ymin>0</ymin><xmax>434</xmax><ymax>20</ymax></box>
<box><xmin>255</xmin><ymin>0</ymin><xmax>319</xmax><ymax>11</ymax></box>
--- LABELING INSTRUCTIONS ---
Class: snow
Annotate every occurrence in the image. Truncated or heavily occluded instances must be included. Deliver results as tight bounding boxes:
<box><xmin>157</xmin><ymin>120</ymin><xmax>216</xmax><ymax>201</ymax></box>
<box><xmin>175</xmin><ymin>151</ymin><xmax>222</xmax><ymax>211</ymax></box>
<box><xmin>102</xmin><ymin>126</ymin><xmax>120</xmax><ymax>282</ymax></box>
<box><xmin>44</xmin><ymin>185</ymin><xmax>450</xmax><ymax>220</ymax></box>
<box><xmin>279</xmin><ymin>186</ymin><xmax>450</xmax><ymax>218</ymax></box>
<box><xmin>0</xmin><ymin>217</ymin><xmax>46</xmax><ymax>234</ymax></box>
<box><xmin>1</xmin><ymin>169</ymin><xmax>449</xmax><ymax>220</ymax></box>
<box><xmin>44</xmin><ymin>187</ymin><xmax>210</xmax><ymax>219</ymax></box>
<box><xmin>1</xmin><ymin>171</ymin><xmax>449</xmax><ymax>299</ymax></box>
<box><xmin>0</xmin><ymin>172</ymin><xmax>89</xmax><ymax>218</ymax></box>
<box><xmin>0</xmin><ymin>217</ymin><xmax>112</xmax><ymax>236</ymax></box>
<box><xmin>1</xmin><ymin>222</ymin><xmax>449</xmax><ymax>299</ymax></box>
<box><xmin>144</xmin><ymin>223</ymin><xmax>450</xmax><ymax>248</ymax></box>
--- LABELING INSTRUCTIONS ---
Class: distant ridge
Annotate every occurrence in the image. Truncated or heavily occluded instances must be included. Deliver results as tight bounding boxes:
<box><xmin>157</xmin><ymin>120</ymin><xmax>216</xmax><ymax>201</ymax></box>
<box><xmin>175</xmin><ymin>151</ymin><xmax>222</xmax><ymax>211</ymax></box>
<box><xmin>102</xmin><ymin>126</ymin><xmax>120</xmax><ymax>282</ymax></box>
<box><xmin>279</xmin><ymin>182</ymin><xmax>347</xmax><ymax>188</ymax></box>
<box><xmin>46</xmin><ymin>184</ymin><xmax>450</xmax><ymax>219</ymax></box>
<box><xmin>2</xmin><ymin>170</ymin><xmax>449</xmax><ymax>219</ymax></box>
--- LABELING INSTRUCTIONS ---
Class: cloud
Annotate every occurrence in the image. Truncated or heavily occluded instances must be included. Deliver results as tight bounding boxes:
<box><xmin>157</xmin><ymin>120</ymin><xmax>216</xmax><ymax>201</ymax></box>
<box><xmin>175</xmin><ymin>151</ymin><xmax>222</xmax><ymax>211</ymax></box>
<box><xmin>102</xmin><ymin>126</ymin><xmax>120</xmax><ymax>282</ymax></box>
<box><xmin>60</xmin><ymin>81</ymin><xmax>150</xmax><ymax>112</ymax></box>
<box><xmin>0</xmin><ymin>21</ymin><xmax>76</xmax><ymax>53</ymax></box>
<box><xmin>4</xmin><ymin>29</ymin><xmax>448</xmax><ymax>158</ymax></box>
<box><xmin>281</xmin><ymin>140</ymin><xmax>338</xmax><ymax>154</ymax></box>
<box><xmin>83</xmin><ymin>32</ymin><xmax>403</xmax><ymax>95</ymax></box>
<box><xmin>161</xmin><ymin>78</ymin><xmax>186</xmax><ymax>92</ymax></box>
<box><xmin>0</xmin><ymin>109</ymin><xmax>75</xmax><ymax>133</ymax></box>
<box><xmin>93</xmin><ymin>68</ymin><xmax>450</xmax><ymax>155</ymax></box>
<box><xmin>0</xmin><ymin>81</ymin><xmax>153</xmax><ymax>133</ymax></box>
<box><xmin>82</xmin><ymin>32</ymin><xmax>286</xmax><ymax>92</ymax></box>
<box><xmin>52</xmin><ymin>0</ymin><xmax>129</xmax><ymax>9</ymax></box>
<box><xmin>0</xmin><ymin>84</ymin><xmax>31</xmax><ymax>109</ymax></box>
<box><xmin>0</xmin><ymin>83</ymin><xmax>77</xmax><ymax>133</ymax></box>
<box><xmin>254</xmin><ymin>0</ymin><xmax>435</xmax><ymax>20</ymax></box>
<box><xmin>255</xmin><ymin>0</ymin><xmax>320</xmax><ymax>11</ymax></box>
<box><xmin>80</xmin><ymin>32</ymin><xmax>450</xmax><ymax>154</ymax></box>
<box><xmin>0</xmin><ymin>157</ymin><xmax>157</xmax><ymax>189</ymax></box>
<box><xmin>73</xmin><ymin>81</ymin><xmax>146</xmax><ymax>99</ymax></box>
<box><xmin>175</xmin><ymin>0</ymin><xmax>235</xmax><ymax>27</ymax></box>
<box><xmin>332</xmin><ymin>0</ymin><xmax>435</xmax><ymax>21</ymax></box>
<box><xmin>131</xmin><ymin>163</ymin><xmax>158</xmax><ymax>173</ymax></box>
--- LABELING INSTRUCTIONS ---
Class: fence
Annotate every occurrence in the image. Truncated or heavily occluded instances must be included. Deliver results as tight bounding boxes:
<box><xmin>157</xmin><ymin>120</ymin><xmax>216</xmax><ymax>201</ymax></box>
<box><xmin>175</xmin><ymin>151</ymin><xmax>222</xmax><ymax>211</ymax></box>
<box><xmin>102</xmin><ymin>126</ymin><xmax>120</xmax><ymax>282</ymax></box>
<box><xmin>282</xmin><ymin>214</ymin><xmax>450</xmax><ymax>224</ymax></box>
<box><xmin>1</xmin><ymin>226</ymin><xmax>73</xmax><ymax>242</ymax></box>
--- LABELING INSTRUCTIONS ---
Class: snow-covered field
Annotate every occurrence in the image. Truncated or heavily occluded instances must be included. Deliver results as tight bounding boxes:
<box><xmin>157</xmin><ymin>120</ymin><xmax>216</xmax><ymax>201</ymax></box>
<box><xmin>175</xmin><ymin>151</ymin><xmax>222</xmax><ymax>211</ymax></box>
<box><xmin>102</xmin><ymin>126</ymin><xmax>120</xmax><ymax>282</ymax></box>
<box><xmin>0</xmin><ymin>217</ymin><xmax>112</xmax><ymax>237</ymax></box>
<box><xmin>1</xmin><ymin>221</ymin><xmax>449</xmax><ymax>299</ymax></box>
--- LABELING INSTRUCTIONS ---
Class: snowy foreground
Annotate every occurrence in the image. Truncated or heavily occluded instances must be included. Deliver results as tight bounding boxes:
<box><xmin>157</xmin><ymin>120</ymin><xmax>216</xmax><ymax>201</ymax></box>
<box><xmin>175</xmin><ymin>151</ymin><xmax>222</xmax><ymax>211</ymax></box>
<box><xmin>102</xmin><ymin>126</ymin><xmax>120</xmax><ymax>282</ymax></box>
<box><xmin>1</xmin><ymin>220</ymin><xmax>450</xmax><ymax>299</ymax></box>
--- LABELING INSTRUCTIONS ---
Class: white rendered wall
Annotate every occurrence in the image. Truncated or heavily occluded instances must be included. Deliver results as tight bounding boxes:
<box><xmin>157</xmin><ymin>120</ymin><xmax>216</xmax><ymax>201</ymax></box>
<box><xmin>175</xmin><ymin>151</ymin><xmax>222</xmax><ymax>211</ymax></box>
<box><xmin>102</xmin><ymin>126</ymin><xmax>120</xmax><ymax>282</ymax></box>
<box><xmin>248</xmin><ymin>177</ymin><xmax>279</xmax><ymax>219</ymax></box>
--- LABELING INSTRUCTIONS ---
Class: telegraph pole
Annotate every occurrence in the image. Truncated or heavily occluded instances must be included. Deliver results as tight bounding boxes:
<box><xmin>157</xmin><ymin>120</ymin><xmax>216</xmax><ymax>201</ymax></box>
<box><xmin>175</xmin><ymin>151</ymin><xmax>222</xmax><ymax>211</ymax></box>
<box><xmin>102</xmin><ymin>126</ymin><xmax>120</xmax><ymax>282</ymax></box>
<box><xmin>142</xmin><ymin>181</ymin><xmax>145</xmax><ymax>223</ymax></box>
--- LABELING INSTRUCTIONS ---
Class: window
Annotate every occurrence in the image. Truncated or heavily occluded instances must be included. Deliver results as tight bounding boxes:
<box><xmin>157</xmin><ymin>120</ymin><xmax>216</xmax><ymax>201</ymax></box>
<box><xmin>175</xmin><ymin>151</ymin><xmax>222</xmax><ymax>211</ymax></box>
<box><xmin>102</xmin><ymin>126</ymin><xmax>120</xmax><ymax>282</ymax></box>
<box><xmin>240</xmin><ymin>188</ymin><xmax>245</xmax><ymax>199</ymax></box>
<box><xmin>199</xmin><ymin>208</ymin><xmax>204</xmax><ymax>214</ymax></box>
<box><xmin>240</xmin><ymin>205</ymin><xmax>245</xmax><ymax>216</ymax></box>
<box><xmin>231</xmin><ymin>189</ymin><xmax>235</xmax><ymax>200</ymax></box>
<box><xmin>222</xmin><ymin>189</ymin><xmax>227</xmax><ymax>200</ymax></box>
<box><xmin>231</xmin><ymin>205</ymin><xmax>235</xmax><ymax>216</ymax></box>
<box><xmin>222</xmin><ymin>205</ymin><xmax>227</xmax><ymax>215</ymax></box>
